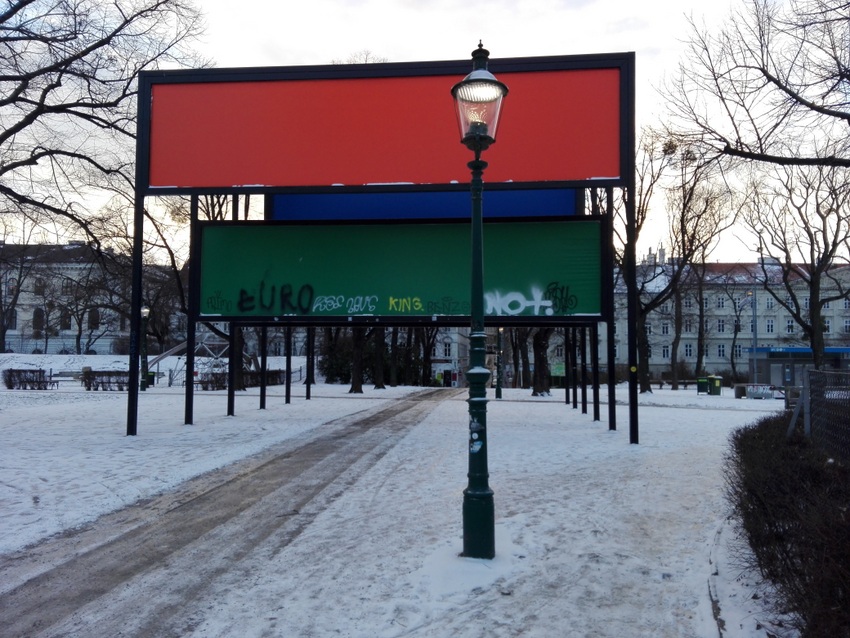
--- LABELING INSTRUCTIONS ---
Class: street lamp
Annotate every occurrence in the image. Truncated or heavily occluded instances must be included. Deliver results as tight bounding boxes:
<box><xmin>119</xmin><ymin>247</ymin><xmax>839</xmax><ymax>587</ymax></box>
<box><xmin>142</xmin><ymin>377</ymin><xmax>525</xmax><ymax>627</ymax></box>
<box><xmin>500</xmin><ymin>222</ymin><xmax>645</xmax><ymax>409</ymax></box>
<box><xmin>747</xmin><ymin>289</ymin><xmax>758</xmax><ymax>384</ymax></box>
<box><xmin>496</xmin><ymin>327</ymin><xmax>503</xmax><ymax>399</ymax></box>
<box><xmin>452</xmin><ymin>42</ymin><xmax>508</xmax><ymax>560</ymax></box>
<box><xmin>140</xmin><ymin>306</ymin><xmax>150</xmax><ymax>391</ymax></box>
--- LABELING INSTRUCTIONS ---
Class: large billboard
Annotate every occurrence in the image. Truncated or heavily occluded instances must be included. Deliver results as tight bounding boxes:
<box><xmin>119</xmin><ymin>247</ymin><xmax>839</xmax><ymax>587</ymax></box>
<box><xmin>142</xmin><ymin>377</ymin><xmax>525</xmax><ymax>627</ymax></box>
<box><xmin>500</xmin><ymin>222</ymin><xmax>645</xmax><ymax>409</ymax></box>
<box><xmin>198</xmin><ymin>219</ymin><xmax>603</xmax><ymax>323</ymax></box>
<box><xmin>137</xmin><ymin>54</ymin><xmax>631</xmax><ymax>193</ymax></box>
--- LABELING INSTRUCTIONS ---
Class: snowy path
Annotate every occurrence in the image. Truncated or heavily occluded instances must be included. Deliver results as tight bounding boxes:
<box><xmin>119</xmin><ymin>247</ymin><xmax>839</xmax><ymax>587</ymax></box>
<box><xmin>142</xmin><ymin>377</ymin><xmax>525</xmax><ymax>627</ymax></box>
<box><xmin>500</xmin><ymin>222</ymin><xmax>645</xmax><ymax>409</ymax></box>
<box><xmin>0</xmin><ymin>389</ymin><xmax>462</xmax><ymax>636</ymax></box>
<box><xmin>0</xmin><ymin>368</ymin><xmax>787</xmax><ymax>637</ymax></box>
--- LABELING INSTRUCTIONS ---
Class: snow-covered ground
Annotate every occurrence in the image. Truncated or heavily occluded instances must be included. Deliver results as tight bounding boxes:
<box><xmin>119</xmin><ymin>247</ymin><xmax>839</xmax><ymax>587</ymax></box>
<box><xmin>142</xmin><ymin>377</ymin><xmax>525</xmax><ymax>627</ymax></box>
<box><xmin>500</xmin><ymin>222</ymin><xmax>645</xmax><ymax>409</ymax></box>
<box><xmin>0</xmin><ymin>355</ymin><xmax>793</xmax><ymax>637</ymax></box>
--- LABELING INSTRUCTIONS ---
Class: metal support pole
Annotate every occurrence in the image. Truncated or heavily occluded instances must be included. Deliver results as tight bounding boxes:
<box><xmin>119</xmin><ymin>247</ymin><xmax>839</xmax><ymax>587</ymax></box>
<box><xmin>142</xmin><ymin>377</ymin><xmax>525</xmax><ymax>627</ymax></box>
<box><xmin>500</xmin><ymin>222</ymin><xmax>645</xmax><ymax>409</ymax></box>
<box><xmin>564</xmin><ymin>328</ymin><xmax>572</xmax><ymax>405</ymax></box>
<box><xmin>752</xmin><ymin>287</ymin><xmax>758</xmax><ymax>385</ymax></box>
<box><xmin>260</xmin><ymin>326</ymin><xmax>268</xmax><ymax>410</ymax></box>
<box><xmin>184</xmin><ymin>195</ymin><xmax>199</xmax><ymax>425</ymax></box>
<box><xmin>140</xmin><ymin>314</ymin><xmax>149</xmax><ymax>391</ymax></box>
<box><xmin>495</xmin><ymin>327</ymin><xmax>503</xmax><ymax>399</ymax></box>
<box><xmin>285</xmin><ymin>325</ymin><xmax>292</xmax><ymax>404</ymax></box>
<box><xmin>126</xmin><ymin>197</ymin><xmax>144</xmax><ymax>436</ymax></box>
<box><xmin>591</xmin><ymin>323</ymin><xmax>601</xmax><ymax>421</ymax></box>
<box><xmin>580</xmin><ymin>326</ymin><xmax>588</xmax><ymax>414</ymax></box>
<box><xmin>463</xmin><ymin>157</ymin><xmax>494</xmax><ymax>559</ymax></box>
<box><xmin>306</xmin><ymin>326</ymin><xmax>313</xmax><ymax>401</ymax></box>
<box><xmin>227</xmin><ymin>325</ymin><xmax>236</xmax><ymax>416</ymax></box>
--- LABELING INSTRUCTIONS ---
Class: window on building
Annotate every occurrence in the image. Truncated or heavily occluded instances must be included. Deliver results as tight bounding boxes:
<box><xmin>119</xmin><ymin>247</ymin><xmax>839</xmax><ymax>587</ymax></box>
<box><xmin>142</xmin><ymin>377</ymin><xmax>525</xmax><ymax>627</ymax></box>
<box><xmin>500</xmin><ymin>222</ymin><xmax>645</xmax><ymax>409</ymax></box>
<box><xmin>88</xmin><ymin>308</ymin><xmax>100</xmax><ymax>330</ymax></box>
<box><xmin>8</xmin><ymin>309</ymin><xmax>16</xmax><ymax>330</ymax></box>
<box><xmin>443</xmin><ymin>340</ymin><xmax>452</xmax><ymax>358</ymax></box>
<box><xmin>34</xmin><ymin>278</ymin><xmax>45</xmax><ymax>295</ymax></box>
<box><xmin>704</xmin><ymin>344</ymin><xmax>710</xmax><ymax>358</ymax></box>
<box><xmin>844</xmin><ymin>319</ymin><xmax>850</xmax><ymax>334</ymax></box>
<box><xmin>734</xmin><ymin>344</ymin><xmax>742</xmax><ymax>358</ymax></box>
<box><xmin>717</xmin><ymin>319</ymin><xmax>725</xmax><ymax>333</ymax></box>
<box><xmin>644</xmin><ymin>323</ymin><xmax>652</xmax><ymax>335</ymax></box>
<box><xmin>554</xmin><ymin>343</ymin><xmax>564</xmax><ymax>358</ymax></box>
<box><xmin>845</xmin><ymin>298</ymin><xmax>850</xmax><ymax>310</ymax></box>
<box><xmin>823</xmin><ymin>300</ymin><xmax>830</xmax><ymax>309</ymax></box>
<box><xmin>661</xmin><ymin>322</ymin><xmax>669</xmax><ymax>336</ymax></box>
<box><xmin>33</xmin><ymin>307</ymin><xmax>45</xmax><ymax>331</ymax></box>
<box><xmin>717</xmin><ymin>297</ymin><xmax>725</xmax><ymax>309</ymax></box>
<box><xmin>823</xmin><ymin>319</ymin><xmax>831</xmax><ymax>334</ymax></box>
<box><xmin>684</xmin><ymin>297</ymin><xmax>693</xmax><ymax>310</ymax></box>
<box><xmin>703</xmin><ymin>297</ymin><xmax>710</xmax><ymax>310</ymax></box>
<box><xmin>60</xmin><ymin>308</ymin><xmax>72</xmax><ymax>331</ymax></box>
<box><xmin>5</xmin><ymin>278</ymin><xmax>17</xmax><ymax>297</ymax></box>
<box><xmin>804</xmin><ymin>296</ymin><xmax>810</xmax><ymax>309</ymax></box>
<box><xmin>766</xmin><ymin>318</ymin><xmax>774</xmax><ymax>333</ymax></box>
<box><xmin>684</xmin><ymin>320</ymin><xmax>693</xmax><ymax>334</ymax></box>
<box><xmin>647</xmin><ymin>344</ymin><xmax>652</xmax><ymax>358</ymax></box>
<box><xmin>734</xmin><ymin>320</ymin><xmax>741</xmax><ymax>333</ymax></box>
<box><xmin>61</xmin><ymin>279</ymin><xmax>74</xmax><ymax>295</ymax></box>
<box><xmin>718</xmin><ymin>344</ymin><xmax>726</xmax><ymax>358</ymax></box>
<box><xmin>766</xmin><ymin>297</ymin><xmax>775</xmax><ymax>310</ymax></box>
<box><xmin>786</xmin><ymin>317</ymin><xmax>795</xmax><ymax>334</ymax></box>
<box><xmin>684</xmin><ymin>343</ymin><xmax>693</xmax><ymax>357</ymax></box>
<box><xmin>662</xmin><ymin>344</ymin><xmax>670</xmax><ymax>359</ymax></box>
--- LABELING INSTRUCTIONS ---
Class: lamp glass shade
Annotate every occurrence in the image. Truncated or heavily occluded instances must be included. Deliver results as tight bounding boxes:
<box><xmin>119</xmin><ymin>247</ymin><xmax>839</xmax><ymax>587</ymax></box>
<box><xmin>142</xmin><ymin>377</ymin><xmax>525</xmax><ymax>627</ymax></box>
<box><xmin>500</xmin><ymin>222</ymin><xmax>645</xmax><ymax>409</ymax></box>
<box><xmin>452</xmin><ymin>69</ymin><xmax>508</xmax><ymax>145</ymax></box>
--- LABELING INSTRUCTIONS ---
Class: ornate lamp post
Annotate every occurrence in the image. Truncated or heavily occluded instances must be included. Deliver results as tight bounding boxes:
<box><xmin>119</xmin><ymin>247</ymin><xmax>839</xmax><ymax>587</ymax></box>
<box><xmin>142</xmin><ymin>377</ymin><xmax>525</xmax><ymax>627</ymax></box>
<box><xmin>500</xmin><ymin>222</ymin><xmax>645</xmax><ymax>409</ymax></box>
<box><xmin>451</xmin><ymin>42</ymin><xmax>508</xmax><ymax>559</ymax></box>
<box><xmin>140</xmin><ymin>306</ymin><xmax>150</xmax><ymax>391</ymax></box>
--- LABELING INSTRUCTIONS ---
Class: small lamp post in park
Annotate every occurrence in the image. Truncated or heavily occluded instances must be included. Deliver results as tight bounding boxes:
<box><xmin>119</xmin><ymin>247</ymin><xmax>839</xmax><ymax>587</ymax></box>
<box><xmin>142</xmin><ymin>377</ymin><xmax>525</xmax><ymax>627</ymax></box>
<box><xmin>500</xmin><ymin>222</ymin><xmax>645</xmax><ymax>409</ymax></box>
<box><xmin>140</xmin><ymin>306</ymin><xmax>150</xmax><ymax>391</ymax></box>
<box><xmin>451</xmin><ymin>42</ymin><xmax>508</xmax><ymax>559</ymax></box>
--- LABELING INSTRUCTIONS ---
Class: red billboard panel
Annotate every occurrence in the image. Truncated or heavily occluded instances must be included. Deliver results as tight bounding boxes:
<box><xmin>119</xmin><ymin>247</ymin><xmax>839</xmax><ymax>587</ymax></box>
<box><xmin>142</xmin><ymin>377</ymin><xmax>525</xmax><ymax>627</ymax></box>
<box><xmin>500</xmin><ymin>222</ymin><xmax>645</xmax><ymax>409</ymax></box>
<box><xmin>144</xmin><ymin>64</ymin><xmax>623</xmax><ymax>189</ymax></box>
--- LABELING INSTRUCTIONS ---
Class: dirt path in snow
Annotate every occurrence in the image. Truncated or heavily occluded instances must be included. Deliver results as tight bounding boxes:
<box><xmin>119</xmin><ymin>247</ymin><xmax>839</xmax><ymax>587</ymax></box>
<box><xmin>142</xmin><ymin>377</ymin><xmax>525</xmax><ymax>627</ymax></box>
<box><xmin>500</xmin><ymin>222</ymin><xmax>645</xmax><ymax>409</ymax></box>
<box><xmin>0</xmin><ymin>388</ymin><xmax>464</xmax><ymax>637</ymax></box>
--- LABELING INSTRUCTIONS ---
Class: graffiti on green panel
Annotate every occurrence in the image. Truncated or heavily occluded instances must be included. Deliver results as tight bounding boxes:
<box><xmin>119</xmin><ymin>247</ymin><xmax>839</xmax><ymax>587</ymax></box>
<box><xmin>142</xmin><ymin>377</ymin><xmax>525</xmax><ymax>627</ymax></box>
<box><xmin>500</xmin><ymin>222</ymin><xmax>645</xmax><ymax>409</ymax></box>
<box><xmin>198</xmin><ymin>220</ymin><xmax>602</xmax><ymax>318</ymax></box>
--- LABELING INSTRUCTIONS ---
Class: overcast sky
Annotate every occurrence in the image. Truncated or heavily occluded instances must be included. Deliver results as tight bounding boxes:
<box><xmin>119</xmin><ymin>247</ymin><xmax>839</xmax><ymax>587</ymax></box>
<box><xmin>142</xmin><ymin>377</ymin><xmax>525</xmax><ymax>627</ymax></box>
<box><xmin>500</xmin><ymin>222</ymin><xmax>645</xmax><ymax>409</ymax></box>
<box><xmin>194</xmin><ymin>0</ymin><xmax>747</xmax><ymax>259</ymax></box>
<box><xmin>196</xmin><ymin>0</ymin><xmax>736</xmax><ymax>126</ymax></box>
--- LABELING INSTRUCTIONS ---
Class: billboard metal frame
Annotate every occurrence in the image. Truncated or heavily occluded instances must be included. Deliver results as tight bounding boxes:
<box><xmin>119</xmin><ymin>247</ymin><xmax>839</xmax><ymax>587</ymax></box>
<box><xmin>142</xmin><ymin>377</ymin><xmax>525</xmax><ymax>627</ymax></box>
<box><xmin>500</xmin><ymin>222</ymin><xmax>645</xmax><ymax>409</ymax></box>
<box><xmin>127</xmin><ymin>51</ymin><xmax>637</xmax><ymax>441</ymax></box>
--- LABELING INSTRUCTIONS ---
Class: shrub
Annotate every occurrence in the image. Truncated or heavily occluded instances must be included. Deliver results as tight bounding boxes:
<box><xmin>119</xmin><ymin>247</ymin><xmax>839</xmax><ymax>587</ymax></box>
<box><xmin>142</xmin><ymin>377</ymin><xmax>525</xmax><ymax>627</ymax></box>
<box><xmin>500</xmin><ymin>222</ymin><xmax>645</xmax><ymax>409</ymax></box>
<box><xmin>725</xmin><ymin>414</ymin><xmax>850</xmax><ymax>637</ymax></box>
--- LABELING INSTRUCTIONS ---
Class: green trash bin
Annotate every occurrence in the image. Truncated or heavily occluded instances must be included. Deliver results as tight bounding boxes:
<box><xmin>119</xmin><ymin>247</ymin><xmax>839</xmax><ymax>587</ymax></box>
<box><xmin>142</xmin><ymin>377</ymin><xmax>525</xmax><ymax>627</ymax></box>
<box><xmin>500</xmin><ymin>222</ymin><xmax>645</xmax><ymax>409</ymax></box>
<box><xmin>696</xmin><ymin>377</ymin><xmax>709</xmax><ymax>394</ymax></box>
<box><xmin>708</xmin><ymin>376</ymin><xmax>722</xmax><ymax>396</ymax></box>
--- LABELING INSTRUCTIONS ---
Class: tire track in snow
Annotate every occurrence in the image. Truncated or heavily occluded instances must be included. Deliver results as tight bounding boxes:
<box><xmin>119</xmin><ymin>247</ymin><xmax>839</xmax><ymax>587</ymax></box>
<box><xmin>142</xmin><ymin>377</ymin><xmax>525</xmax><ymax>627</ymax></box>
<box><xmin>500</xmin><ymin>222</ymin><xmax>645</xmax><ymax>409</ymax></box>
<box><xmin>0</xmin><ymin>388</ymin><xmax>463</xmax><ymax>637</ymax></box>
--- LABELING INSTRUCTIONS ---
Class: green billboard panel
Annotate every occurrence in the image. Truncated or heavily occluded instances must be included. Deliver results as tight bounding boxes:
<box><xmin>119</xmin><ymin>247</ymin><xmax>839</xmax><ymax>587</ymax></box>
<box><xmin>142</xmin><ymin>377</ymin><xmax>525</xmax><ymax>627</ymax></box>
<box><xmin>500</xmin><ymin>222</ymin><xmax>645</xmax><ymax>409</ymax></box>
<box><xmin>198</xmin><ymin>220</ymin><xmax>602</xmax><ymax>321</ymax></box>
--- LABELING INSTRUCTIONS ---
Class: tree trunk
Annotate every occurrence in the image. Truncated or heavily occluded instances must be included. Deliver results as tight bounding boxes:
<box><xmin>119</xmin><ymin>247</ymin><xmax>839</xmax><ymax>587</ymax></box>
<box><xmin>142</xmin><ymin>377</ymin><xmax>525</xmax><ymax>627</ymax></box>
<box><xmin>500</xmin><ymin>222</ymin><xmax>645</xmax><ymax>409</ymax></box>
<box><xmin>508</xmin><ymin>328</ymin><xmax>521</xmax><ymax>388</ymax></box>
<box><xmin>373</xmin><ymin>326</ymin><xmax>386</xmax><ymax>389</ymax></box>
<box><xmin>349</xmin><ymin>327</ymin><xmax>366</xmax><ymax>393</ymax></box>
<box><xmin>670</xmin><ymin>286</ymin><xmax>683</xmax><ymax>389</ymax></box>
<box><xmin>402</xmin><ymin>327</ymin><xmax>415</xmax><ymax>386</ymax></box>
<box><xmin>518</xmin><ymin>329</ymin><xmax>532</xmax><ymax>389</ymax></box>
<box><xmin>389</xmin><ymin>327</ymin><xmax>399</xmax><ymax>387</ymax></box>
<box><xmin>636</xmin><ymin>312</ymin><xmax>652</xmax><ymax>393</ymax></box>
<box><xmin>531</xmin><ymin>327</ymin><xmax>554</xmax><ymax>396</ymax></box>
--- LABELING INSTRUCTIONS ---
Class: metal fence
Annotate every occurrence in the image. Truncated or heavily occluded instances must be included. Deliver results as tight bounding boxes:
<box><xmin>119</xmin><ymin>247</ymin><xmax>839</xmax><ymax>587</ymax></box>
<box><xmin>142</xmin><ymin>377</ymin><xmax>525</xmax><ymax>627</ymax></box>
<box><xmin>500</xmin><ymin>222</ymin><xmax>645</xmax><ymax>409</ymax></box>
<box><xmin>806</xmin><ymin>370</ymin><xmax>850</xmax><ymax>464</ymax></box>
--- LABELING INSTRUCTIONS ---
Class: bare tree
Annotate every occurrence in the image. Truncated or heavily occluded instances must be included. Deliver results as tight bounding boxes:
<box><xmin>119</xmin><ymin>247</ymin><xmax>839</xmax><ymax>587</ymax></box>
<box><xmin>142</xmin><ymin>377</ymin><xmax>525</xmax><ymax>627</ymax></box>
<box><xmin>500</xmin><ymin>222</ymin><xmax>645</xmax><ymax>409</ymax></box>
<box><xmin>667</xmin><ymin>0</ymin><xmax>850</xmax><ymax>169</ymax></box>
<box><xmin>616</xmin><ymin>131</ymin><xmax>737</xmax><ymax>391</ymax></box>
<box><xmin>744</xmin><ymin>164</ymin><xmax>850</xmax><ymax>368</ymax></box>
<box><xmin>0</xmin><ymin>0</ymin><xmax>205</xmax><ymax>242</ymax></box>
<box><xmin>332</xmin><ymin>50</ymin><xmax>389</xmax><ymax>65</ymax></box>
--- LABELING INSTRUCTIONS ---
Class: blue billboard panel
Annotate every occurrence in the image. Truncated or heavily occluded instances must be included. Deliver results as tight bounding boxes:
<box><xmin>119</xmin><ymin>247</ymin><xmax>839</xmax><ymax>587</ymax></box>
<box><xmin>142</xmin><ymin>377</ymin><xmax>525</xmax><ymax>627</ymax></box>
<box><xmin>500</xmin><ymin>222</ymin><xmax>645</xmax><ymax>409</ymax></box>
<box><xmin>270</xmin><ymin>189</ymin><xmax>577</xmax><ymax>222</ymax></box>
